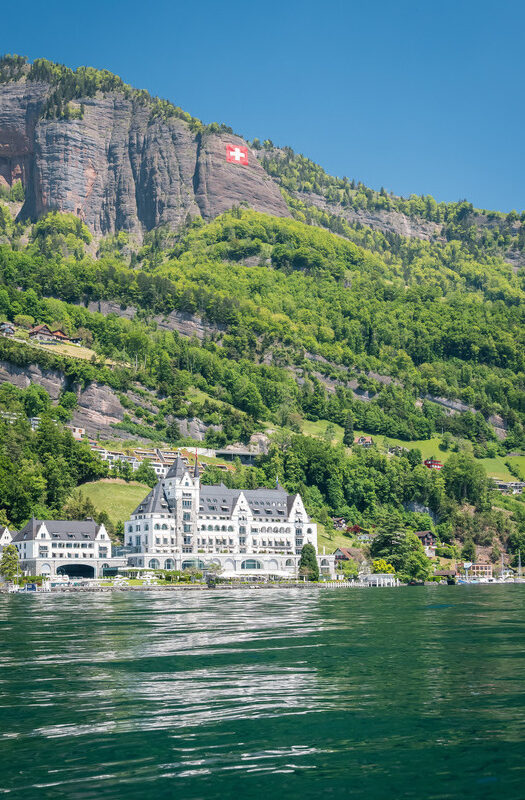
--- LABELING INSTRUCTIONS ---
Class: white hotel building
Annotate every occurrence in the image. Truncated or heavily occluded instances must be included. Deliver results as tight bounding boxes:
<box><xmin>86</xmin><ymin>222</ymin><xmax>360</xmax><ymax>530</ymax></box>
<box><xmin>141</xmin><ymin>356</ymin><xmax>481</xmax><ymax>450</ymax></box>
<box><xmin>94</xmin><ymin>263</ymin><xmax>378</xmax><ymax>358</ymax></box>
<box><xmin>125</xmin><ymin>456</ymin><xmax>335</xmax><ymax>578</ymax></box>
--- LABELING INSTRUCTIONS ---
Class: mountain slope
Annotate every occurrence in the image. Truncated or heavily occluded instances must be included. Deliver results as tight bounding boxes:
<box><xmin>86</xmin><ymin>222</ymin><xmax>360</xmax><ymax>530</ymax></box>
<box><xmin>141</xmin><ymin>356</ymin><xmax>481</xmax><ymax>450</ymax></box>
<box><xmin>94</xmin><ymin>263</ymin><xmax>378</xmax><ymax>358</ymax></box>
<box><xmin>0</xmin><ymin>57</ymin><xmax>289</xmax><ymax>236</ymax></box>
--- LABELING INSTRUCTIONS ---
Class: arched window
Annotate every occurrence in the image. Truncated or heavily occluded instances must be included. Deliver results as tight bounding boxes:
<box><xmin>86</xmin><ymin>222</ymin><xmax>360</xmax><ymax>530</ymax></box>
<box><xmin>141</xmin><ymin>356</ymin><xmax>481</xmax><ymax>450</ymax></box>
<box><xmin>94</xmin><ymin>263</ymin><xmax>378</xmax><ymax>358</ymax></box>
<box><xmin>154</xmin><ymin>524</ymin><xmax>160</xmax><ymax>530</ymax></box>
<box><xmin>164</xmin><ymin>559</ymin><xmax>174</xmax><ymax>570</ymax></box>
<box><xmin>321</xmin><ymin>558</ymin><xmax>329</xmax><ymax>566</ymax></box>
<box><xmin>307</xmin><ymin>528</ymin><xmax>312</xmax><ymax>534</ymax></box>
<box><xmin>182</xmin><ymin>559</ymin><xmax>205</xmax><ymax>570</ymax></box>
<box><xmin>101</xmin><ymin>563</ymin><xmax>110</xmax><ymax>569</ymax></box>
<box><xmin>161</xmin><ymin>524</ymin><xmax>168</xmax><ymax>530</ymax></box>
<box><xmin>227</xmin><ymin>525</ymin><xmax>233</xmax><ymax>532</ymax></box>
<box><xmin>214</xmin><ymin>525</ymin><xmax>219</xmax><ymax>531</ymax></box>
<box><xmin>221</xmin><ymin>525</ymin><xmax>226</xmax><ymax>531</ymax></box>
<box><xmin>273</xmin><ymin>526</ymin><xmax>278</xmax><ymax>533</ymax></box>
<box><xmin>261</xmin><ymin>527</ymin><xmax>266</xmax><ymax>534</ymax></box>
<box><xmin>148</xmin><ymin>559</ymin><xmax>160</xmax><ymax>569</ymax></box>
<box><xmin>241</xmin><ymin>559</ymin><xmax>262</xmax><ymax>570</ymax></box>
<box><xmin>285</xmin><ymin>558</ymin><xmax>294</xmax><ymax>567</ymax></box>
<box><xmin>40</xmin><ymin>563</ymin><xmax>51</xmax><ymax>574</ymax></box>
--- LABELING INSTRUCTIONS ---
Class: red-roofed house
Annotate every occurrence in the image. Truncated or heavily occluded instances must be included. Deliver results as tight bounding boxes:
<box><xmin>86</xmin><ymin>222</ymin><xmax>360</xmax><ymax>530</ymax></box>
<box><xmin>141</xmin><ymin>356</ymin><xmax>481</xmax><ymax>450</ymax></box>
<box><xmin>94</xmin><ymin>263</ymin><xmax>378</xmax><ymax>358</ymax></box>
<box><xmin>424</xmin><ymin>457</ymin><xmax>443</xmax><ymax>470</ymax></box>
<box><xmin>354</xmin><ymin>435</ymin><xmax>374</xmax><ymax>448</ymax></box>
<box><xmin>29</xmin><ymin>324</ymin><xmax>71</xmax><ymax>344</ymax></box>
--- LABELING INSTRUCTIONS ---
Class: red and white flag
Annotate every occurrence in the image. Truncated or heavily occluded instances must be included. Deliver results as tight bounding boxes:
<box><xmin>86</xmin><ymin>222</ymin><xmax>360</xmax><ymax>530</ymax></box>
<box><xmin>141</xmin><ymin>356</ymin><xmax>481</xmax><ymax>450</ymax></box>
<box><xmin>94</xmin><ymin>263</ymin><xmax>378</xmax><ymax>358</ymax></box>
<box><xmin>226</xmin><ymin>144</ymin><xmax>248</xmax><ymax>165</ymax></box>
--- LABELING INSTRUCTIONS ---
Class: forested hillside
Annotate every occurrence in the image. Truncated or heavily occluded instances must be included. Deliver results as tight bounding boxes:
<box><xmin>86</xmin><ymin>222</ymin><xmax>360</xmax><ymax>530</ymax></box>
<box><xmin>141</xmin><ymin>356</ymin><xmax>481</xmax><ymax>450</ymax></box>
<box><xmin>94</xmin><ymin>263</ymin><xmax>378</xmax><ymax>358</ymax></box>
<box><xmin>0</xmin><ymin>54</ymin><xmax>524</xmax><ymax>572</ymax></box>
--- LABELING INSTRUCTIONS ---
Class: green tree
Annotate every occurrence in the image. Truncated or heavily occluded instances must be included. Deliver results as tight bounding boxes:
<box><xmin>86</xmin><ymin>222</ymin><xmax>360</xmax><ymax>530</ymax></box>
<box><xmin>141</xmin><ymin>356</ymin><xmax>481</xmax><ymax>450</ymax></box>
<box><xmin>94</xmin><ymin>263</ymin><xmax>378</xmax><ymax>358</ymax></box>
<box><xmin>0</xmin><ymin>543</ymin><xmax>19</xmax><ymax>582</ymax></box>
<box><xmin>337</xmin><ymin>558</ymin><xmax>359</xmax><ymax>578</ymax></box>
<box><xmin>134</xmin><ymin>459</ymin><xmax>158</xmax><ymax>487</ymax></box>
<box><xmin>442</xmin><ymin>453</ymin><xmax>488</xmax><ymax>505</ymax></box>
<box><xmin>461</xmin><ymin>537</ymin><xmax>476</xmax><ymax>563</ymax></box>
<box><xmin>343</xmin><ymin>413</ymin><xmax>354</xmax><ymax>446</ymax></box>
<box><xmin>370</xmin><ymin>529</ymin><xmax>431</xmax><ymax>582</ymax></box>
<box><xmin>298</xmin><ymin>542</ymin><xmax>319</xmax><ymax>581</ymax></box>
<box><xmin>62</xmin><ymin>490</ymin><xmax>98</xmax><ymax>520</ymax></box>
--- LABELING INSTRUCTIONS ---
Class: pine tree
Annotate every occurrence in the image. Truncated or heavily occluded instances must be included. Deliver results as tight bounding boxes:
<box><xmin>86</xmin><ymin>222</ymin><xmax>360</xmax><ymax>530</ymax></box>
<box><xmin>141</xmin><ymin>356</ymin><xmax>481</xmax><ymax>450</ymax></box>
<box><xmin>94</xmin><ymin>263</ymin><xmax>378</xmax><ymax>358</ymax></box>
<box><xmin>343</xmin><ymin>413</ymin><xmax>354</xmax><ymax>446</ymax></box>
<box><xmin>299</xmin><ymin>543</ymin><xmax>319</xmax><ymax>581</ymax></box>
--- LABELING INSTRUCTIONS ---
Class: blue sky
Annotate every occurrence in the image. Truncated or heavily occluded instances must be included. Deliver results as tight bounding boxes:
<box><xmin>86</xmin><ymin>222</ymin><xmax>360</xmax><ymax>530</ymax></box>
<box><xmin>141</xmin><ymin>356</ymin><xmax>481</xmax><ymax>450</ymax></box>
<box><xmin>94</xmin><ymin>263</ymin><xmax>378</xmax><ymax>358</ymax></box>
<box><xmin>2</xmin><ymin>0</ymin><xmax>523</xmax><ymax>211</ymax></box>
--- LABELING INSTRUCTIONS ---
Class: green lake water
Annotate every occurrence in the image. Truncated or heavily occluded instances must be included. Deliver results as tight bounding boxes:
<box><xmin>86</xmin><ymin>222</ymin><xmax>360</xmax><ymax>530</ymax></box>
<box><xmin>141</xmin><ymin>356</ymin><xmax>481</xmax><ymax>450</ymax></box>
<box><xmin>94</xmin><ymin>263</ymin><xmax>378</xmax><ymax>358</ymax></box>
<box><xmin>1</xmin><ymin>586</ymin><xmax>525</xmax><ymax>799</ymax></box>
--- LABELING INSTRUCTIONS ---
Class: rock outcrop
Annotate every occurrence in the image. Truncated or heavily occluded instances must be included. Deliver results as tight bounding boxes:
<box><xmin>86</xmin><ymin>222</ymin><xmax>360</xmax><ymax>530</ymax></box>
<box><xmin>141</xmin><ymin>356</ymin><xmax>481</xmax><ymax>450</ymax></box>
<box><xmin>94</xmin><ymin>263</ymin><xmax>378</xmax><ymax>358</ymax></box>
<box><xmin>0</xmin><ymin>81</ymin><xmax>289</xmax><ymax>237</ymax></box>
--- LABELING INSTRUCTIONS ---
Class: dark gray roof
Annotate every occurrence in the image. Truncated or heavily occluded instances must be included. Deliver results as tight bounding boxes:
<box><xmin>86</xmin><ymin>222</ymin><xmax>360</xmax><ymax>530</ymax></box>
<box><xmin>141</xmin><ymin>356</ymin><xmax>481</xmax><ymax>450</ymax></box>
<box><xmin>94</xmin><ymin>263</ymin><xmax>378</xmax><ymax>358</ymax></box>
<box><xmin>199</xmin><ymin>485</ymin><xmax>293</xmax><ymax>517</ymax></box>
<box><xmin>165</xmin><ymin>455</ymin><xmax>189</xmax><ymax>480</ymax></box>
<box><xmin>13</xmin><ymin>518</ymin><xmax>101</xmax><ymax>542</ymax></box>
<box><xmin>131</xmin><ymin>479</ymin><xmax>305</xmax><ymax>521</ymax></box>
<box><xmin>132</xmin><ymin>482</ymin><xmax>175</xmax><ymax>516</ymax></box>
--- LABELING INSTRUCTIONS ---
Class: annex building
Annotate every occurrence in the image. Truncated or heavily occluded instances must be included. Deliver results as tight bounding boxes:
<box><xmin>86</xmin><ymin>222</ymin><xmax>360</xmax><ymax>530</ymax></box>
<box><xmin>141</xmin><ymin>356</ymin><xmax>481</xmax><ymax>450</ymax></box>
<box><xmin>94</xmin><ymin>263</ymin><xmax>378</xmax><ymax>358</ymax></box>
<box><xmin>125</xmin><ymin>456</ymin><xmax>335</xmax><ymax>579</ymax></box>
<box><xmin>11</xmin><ymin>519</ymin><xmax>126</xmax><ymax>578</ymax></box>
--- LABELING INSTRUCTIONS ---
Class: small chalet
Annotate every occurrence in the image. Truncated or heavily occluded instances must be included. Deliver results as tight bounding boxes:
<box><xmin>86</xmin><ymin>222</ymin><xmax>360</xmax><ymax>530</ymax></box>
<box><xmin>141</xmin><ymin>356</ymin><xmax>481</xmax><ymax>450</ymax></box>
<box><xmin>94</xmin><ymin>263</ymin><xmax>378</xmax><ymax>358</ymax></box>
<box><xmin>29</xmin><ymin>324</ymin><xmax>71</xmax><ymax>344</ymax></box>
<box><xmin>354</xmin><ymin>435</ymin><xmax>374</xmax><ymax>448</ymax></box>
<box><xmin>0</xmin><ymin>321</ymin><xmax>15</xmax><ymax>337</ymax></box>
<box><xmin>415</xmin><ymin>530</ymin><xmax>437</xmax><ymax>557</ymax></box>
<box><xmin>414</xmin><ymin>531</ymin><xmax>437</xmax><ymax>548</ymax></box>
<box><xmin>334</xmin><ymin>547</ymin><xmax>355</xmax><ymax>562</ymax></box>
<box><xmin>424</xmin><ymin>457</ymin><xmax>443</xmax><ymax>470</ymax></box>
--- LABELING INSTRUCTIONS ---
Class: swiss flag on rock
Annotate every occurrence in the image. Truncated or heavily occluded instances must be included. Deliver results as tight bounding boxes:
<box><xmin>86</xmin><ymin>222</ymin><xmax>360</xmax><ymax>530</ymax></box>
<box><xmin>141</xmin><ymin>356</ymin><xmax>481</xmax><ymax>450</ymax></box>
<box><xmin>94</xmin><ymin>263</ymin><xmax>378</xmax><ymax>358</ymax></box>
<box><xmin>226</xmin><ymin>144</ymin><xmax>249</xmax><ymax>165</ymax></box>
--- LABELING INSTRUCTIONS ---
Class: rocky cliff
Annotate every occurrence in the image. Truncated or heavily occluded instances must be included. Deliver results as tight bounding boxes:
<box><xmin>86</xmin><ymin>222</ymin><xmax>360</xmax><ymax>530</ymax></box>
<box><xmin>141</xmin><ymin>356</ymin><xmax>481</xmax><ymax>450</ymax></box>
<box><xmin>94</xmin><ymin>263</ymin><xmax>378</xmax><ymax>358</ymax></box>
<box><xmin>0</xmin><ymin>81</ymin><xmax>289</xmax><ymax>237</ymax></box>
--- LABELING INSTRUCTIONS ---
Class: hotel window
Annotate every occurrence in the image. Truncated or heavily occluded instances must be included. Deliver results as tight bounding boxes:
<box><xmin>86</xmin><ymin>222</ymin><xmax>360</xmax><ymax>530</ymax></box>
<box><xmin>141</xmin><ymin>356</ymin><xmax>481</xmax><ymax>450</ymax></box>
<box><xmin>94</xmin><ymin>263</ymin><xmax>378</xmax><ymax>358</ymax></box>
<box><xmin>183</xmin><ymin>524</ymin><xmax>191</xmax><ymax>533</ymax></box>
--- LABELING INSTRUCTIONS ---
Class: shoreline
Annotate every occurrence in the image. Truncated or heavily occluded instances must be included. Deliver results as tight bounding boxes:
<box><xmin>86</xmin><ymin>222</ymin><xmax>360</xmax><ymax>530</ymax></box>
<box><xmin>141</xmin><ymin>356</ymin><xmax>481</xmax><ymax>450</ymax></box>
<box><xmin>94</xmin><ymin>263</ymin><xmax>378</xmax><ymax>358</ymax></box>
<box><xmin>4</xmin><ymin>580</ymin><xmax>369</xmax><ymax>594</ymax></box>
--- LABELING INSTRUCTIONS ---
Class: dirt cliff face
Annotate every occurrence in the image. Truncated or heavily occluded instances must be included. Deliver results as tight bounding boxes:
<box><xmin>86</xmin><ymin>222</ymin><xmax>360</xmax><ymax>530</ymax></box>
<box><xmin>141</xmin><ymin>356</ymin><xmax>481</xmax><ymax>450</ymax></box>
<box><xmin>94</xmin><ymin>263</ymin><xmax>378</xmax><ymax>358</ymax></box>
<box><xmin>0</xmin><ymin>81</ymin><xmax>289</xmax><ymax>236</ymax></box>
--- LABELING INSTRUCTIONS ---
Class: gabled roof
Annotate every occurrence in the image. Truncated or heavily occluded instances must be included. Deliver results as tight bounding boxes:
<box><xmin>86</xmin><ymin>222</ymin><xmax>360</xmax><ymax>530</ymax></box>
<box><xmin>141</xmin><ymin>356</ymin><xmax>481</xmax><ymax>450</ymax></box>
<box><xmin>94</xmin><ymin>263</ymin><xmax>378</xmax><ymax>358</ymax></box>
<box><xmin>12</xmin><ymin>518</ymin><xmax>101</xmax><ymax>542</ymax></box>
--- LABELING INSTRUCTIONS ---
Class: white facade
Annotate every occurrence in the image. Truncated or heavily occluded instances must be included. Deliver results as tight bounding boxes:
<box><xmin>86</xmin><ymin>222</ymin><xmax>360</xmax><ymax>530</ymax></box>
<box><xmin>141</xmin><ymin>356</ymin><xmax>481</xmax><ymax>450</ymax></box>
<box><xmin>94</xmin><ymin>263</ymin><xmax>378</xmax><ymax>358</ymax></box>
<box><xmin>0</xmin><ymin>526</ymin><xmax>13</xmax><ymax>553</ymax></box>
<box><xmin>125</xmin><ymin>457</ymin><xmax>335</xmax><ymax>578</ymax></box>
<box><xmin>12</xmin><ymin>519</ymin><xmax>125</xmax><ymax>578</ymax></box>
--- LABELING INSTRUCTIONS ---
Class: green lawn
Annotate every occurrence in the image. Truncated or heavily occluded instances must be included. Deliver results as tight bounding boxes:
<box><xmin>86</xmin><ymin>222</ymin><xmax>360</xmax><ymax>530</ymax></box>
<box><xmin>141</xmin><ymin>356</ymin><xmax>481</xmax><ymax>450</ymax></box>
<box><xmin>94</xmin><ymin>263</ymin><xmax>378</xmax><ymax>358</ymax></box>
<box><xmin>77</xmin><ymin>479</ymin><xmax>150</xmax><ymax>525</ymax></box>
<box><xmin>301</xmin><ymin>419</ymin><xmax>345</xmax><ymax>445</ymax></box>
<box><xmin>506</xmin><ymin>456</ymin><xmax>525</xmax><ymax>480</ymax></box>
<box><xmin>317</xmin><ymin>524</ymin><xmax>358</xmax><ymax>553</ymax></box>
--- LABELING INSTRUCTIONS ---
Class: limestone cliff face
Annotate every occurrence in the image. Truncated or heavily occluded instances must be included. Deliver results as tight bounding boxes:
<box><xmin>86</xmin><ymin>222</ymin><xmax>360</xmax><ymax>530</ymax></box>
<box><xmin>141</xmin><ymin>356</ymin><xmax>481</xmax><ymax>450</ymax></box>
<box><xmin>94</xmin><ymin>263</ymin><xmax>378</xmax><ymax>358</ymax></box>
<box><xmin>0</xmin><ymin>81</ymin><xmax>289</xmax><ymax>236</ymax></box>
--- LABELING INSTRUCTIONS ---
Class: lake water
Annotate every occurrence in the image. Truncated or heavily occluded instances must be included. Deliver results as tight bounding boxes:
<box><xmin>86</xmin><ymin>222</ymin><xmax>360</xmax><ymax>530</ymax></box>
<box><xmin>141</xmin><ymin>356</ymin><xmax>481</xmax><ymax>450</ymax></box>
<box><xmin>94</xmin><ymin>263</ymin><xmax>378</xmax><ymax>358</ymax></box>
<box><xmin>1</xmin><ymin>586</ymin><xmax>525</xmax><ymax>799</ymax></box>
